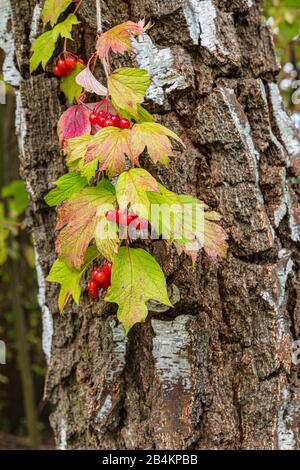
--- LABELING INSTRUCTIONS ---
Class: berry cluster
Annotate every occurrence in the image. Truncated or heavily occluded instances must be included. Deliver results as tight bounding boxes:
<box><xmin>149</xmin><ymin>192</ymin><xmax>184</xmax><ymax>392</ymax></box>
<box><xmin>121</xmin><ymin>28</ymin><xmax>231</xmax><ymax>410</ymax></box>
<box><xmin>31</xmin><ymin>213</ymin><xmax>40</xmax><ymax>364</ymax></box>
<box><xmin>106</xmin><ymin>209</ymin><xmax>147</xmax><ymax>230</ymax></box>
<box><xmin>89</xmin><ymin>110</ymin><xmax>130</xmax><ymax>129</ymax></box>
<box><xmin>52</xmin><ymin>56</ymin><xmax>85</xmax><ymax>78</ymax></box>
<box><xmin>88</xmin><ymin>262</ymin><xmax>112</xmax><ymax>299</ymax></box>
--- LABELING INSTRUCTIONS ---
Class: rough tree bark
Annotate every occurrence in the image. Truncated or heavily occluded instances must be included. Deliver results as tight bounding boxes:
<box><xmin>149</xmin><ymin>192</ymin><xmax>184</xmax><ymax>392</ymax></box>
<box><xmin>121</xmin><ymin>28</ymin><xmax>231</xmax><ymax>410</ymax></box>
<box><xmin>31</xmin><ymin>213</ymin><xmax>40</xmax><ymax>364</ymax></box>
<box><xmin>3</xmin><ymin>0</ymin><xmax>300</xmax><ymax>450</ymax></box>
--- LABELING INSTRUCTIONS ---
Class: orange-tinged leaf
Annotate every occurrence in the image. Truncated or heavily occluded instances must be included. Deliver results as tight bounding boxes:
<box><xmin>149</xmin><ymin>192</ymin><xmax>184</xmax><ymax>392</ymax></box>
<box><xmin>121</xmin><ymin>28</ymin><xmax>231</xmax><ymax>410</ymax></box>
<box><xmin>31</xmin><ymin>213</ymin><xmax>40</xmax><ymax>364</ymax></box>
<box><xmin>96</xmin><ymin>20</ymin><xmax>149</xmax><ymax>59</ymax></box>
<box><xmin>55</xmin><ymin>180</ymin><xmax>116</xmax><ymax>269</ymax></box>
<box><xmin>84</xmin><ymin>127</ymin><xmax>134</xmax><ymax>178</ymax></box>
<box><xmin>147</xmin><ymin>185</ymin><xmax>228</xmax><ymax>263</ymax></box>
<box><xmin>130</xmin><ymin>122</ymin><xmax>184</xmax><ymax>165</ymax></box>
<box><xmin>108</xmin><ymin>67</ymin><xmax>151</xmax><ymax>119</ymax></box>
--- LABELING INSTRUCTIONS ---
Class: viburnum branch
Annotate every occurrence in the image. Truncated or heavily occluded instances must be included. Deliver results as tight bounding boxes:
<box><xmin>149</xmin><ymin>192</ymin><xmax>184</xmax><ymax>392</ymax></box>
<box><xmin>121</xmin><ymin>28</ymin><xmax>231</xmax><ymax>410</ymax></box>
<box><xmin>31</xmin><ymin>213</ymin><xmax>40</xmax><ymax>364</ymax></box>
<box><xmin>96</xmin><ymin>0</ymin><xmax>103</xmax><ymax>34</ymax></box>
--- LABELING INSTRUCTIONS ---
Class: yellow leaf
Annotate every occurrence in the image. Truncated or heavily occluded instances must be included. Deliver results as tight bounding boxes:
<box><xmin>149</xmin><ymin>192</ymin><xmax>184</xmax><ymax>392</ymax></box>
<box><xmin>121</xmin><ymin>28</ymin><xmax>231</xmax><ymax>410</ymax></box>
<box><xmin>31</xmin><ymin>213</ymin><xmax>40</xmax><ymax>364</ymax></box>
<box><xmin>130</xmin><ymin>122</ymin><xmax>184</xmax><ymax>165</ymax></box>
<box><xmin>108</xmin><ymin>68</ymin><xmax>151</xmax><ymax>119</ymax></box>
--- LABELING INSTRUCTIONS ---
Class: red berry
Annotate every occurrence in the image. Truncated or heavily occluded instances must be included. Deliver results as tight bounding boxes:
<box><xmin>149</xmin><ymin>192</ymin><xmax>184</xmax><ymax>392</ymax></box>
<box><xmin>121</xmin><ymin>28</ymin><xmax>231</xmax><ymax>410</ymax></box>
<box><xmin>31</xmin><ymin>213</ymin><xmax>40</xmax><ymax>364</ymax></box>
<box><xmin>88</xmin><ymin>280</ymin><xmax>98</xmax><ymax>291</ymax></box>
<box><xmin>89</xmin><ymin>289</ymin><xmax>99</xmax><ymax>299</ymax></box>
<box><xmin>52</xmin><ymin>65</ymin><xmax>64</xmax><ymax>77</ymax></box>
<box><xmin>106</xmin><ymin>113</ymin><xmax>112</xmax><ymax>119</ymax></box>
<box><xmin>103</xmin><ymin>261</ymin><xmax>112</xmax><ymax>272</ymax></box>
<box><xmin>57</xmin><ymin>59</ymin><xmax>69</xmax><ymax>76</ymax></box>
<box><xmin>98</xmin><ymin>110</ymin><xmax>106</xmax><ymax>117</ymax></box>
<box><xmin>97</xmin><ymin>116</ymin><xmax>106</xmax><ymax>127</ymax></box>
<box><xmin>77</xmin><ymin>58</ymin><xmax>85</xmax><ymax>65</ymax></box>
<box><xmin>104</xmin><ymin>118</ymin><xmax>114</xmax><ymax>127</ymax></box>
<box><xmin>136</xmin><ymin>218</ymin><xmax>148</xmax><ymax>230</ymax></box>
<box><xmin>115</xmin><ymin>209</ymin><xmax>121</xmax><ymax>224</ymax></box>
<box><xmin>127</xmin><ymin>213</ymin><xmax>138</xmax><ymax>225</ymax></box>
<box><xmin>89</xmin><ymin>113</ymin><xmax>99</xmax><ymax>125</ymax></box>
<box><xmin>91</xmin><ymin>269</ymin><xmax>100</xmax><ymax>282</ymax></box>
<box><xmin>94</xmin><ymin>270</ymin><xmax>107</xmax><ymax>285</ymax></box>
<box><xmin>119</xmin><ymin>118</ymin><xmax>130</xmax><ymax>129</ymax></box>
<box><xmin>111</xmin><ymin>115</ymin><xmax>120</xmax><ymax>126</ymax></box>
<box><xmin>106</xmin><ymin>210</ymin><xmax>117</xmax><ymax>222</ymax></box>
<box><xmin>65</xmin><ymin>56</ymin><xmax>77</xmax><ymax>71</ymax></box>
<box><xmin>102</xmin><ymin>279</ymin><xmax>111</xmax><ymax>291</ymax></box>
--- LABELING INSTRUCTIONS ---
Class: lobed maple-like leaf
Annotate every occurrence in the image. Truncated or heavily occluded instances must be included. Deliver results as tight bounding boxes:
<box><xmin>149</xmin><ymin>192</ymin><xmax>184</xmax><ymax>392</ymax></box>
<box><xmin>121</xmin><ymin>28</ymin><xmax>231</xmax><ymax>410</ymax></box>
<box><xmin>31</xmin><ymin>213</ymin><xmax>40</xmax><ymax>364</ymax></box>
<box><xmin>65</xmin><ymin>134</ymin><xmax>99</xmax><ymax>181</ymax></box>
<box><xmin>57</xmin><ymin>105</ymin><xmax>91</xmax><ymax>147</ymax></box>
<box><xmin>116</xmin><ymin>168</ymin><xmax>159</xmax><ymax>219</ymax></box>
<box><xmin>55</xmin><ymin>180</ymin><xmax>116</xmax><ymax>269</ymax></box>
<box><xmin>42</xmin><ymin>0</ymin><xmax>72</xmax><ymax>27</ymax></box>
<box><xmin>52</xmin><ymin>13</ymin><xmax>80</xmax><ymax>41</ymax></box>
<box><xmin>105</xmin><ymin>247</ymin><xmax>171</xmax><ymax>334</ymax></box>
<box><xmin>130</xmin><ymin>122</ymin><xmax>184</xmax><ymax>165</ymax></box>
<box><xmin>108</xmin><ymin>67</ymin><xmax>151</xmax><ymax>119</ymax></box>
<box><xmin>84</xmin><ymin>127</ymin><xmax>134</xmax><ymax>178</ymax></box>
<box><xmin>30</xmin><ymin>31</ymin><xmax>56</xmax><ymax>73</ymax></box>
<box><xmin>147</xmin><ymin>184</ymin><xmax>228</xmax><ymax>263</ymax></box>
<box><xmin>47</xmin><ymin>245</ymin><xmax>99</xmax><ymax>312</ymax></box>
<box><xmin>44</xmin><ymin>172</ymin><xmax>87</xmax><ymax>207</ymax></box>
<box><xmin>96</xmin><ymin>20</ymin><xmax>149</xmax><ymax>58</ymax></box>
<box><xmin>95</xmin><ymin>218</ymin><xmax>120</xmax><ymax>262</ymax></box>
<box><xmin>76</xmin><ymin>65</ymin><xmax>107</xmax><ymax>96</ymax></box>
<box><xmin>60</xmin><ymin>61</ymin><xmax>85</xmax><ymax>103</ymax></box>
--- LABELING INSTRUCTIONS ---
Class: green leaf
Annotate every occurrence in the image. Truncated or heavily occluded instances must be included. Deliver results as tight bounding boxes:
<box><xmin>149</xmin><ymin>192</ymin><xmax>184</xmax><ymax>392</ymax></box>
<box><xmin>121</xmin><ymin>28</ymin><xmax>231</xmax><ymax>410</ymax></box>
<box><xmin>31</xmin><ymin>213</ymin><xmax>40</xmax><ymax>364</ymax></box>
<box><xmin>42</xmin><ymin>0</ymin><xmax>72</xmax><ymax>27</ymax></box>
<box><xmin>44</xmin><ymin>172</ymin><xmax>87</xmax><ymax>207</ymax></box>
<box><xmin>105</xmin><ymin>247</ymin><xmax>171</xmax><ymax>333</ymax></box>
<box><xmin>116</xmin><ymin>168</ymin><xmax>159</xmax><ymax>219</ymax></box>
<box><xmin>52</xmin><ymin>13</ymin><xmax>80</xmax><ymax>41</ymax></box>
<box><xmin>47</xmin><ymin>245</ymin><xmax>99</xmax><ymax>312</ymax></box>
<box><xmin>136</xmin><ymin>104</ymin><xmax>155</xmax><ymax>123</ymax></box>
<box><xmin>55</xmin><ymin>180</ymin><xmax>116</xmax><ymax>269</ymax></box>
<box><xmin>108</xmin><ymin>67</ymin><xmax>151</xmax><ymax>119</ymax></box>
<box><xmin>60</xmin><ymin>61</ymin><xmax>85</xmax><ymax>103</ymax></box>
<box><xmin>2</xmin><ymin>180</ymin><xmax>29</xmax><ymax>216</ymax></box>
<box><xmin>30</xmin><ymin>30</ymin><xmax>56</xmax><ymax>73</ymax></box>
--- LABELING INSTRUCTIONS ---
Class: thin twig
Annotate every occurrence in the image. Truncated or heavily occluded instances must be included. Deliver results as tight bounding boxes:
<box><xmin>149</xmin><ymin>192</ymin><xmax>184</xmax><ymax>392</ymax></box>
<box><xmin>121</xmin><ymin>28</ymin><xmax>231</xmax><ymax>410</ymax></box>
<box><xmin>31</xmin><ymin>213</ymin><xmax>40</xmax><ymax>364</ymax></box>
<box><xmin>96</xmin><ymin>0</ymin><xmax>102</xmax><ymax>34</ymax></box>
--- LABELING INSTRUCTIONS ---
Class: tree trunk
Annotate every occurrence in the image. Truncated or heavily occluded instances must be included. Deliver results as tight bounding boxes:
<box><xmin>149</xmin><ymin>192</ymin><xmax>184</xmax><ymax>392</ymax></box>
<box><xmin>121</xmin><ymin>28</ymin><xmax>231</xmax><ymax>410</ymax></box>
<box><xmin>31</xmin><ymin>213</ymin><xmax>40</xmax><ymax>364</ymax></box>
<box><xmin>4</xmin><ymin>0</ymin><xmax>300</xmax><ymax>450</ymax></box>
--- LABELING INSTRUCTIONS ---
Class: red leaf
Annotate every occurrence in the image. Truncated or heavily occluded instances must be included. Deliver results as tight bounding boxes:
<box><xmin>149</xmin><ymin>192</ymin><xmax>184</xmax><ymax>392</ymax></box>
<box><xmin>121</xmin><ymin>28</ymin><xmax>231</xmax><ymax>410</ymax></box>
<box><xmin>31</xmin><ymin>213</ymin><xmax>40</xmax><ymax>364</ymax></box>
<box><xmin>57</xmin><ymin>105</ymin><xmax>91</xmax><ymax>147</ymax></box>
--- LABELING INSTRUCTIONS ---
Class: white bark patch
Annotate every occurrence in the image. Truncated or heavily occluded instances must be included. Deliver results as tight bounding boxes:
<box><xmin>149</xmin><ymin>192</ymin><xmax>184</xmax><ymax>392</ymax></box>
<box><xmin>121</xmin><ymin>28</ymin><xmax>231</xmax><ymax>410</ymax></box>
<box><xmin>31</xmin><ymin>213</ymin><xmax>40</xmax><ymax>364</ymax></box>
<box><xmin>29</xmin><ymin>3</ymin><xmax>42</xmax><ymax>44</ymax></box>
<box><xmin>33</xmin><ymin>240</ymin><xmax>53</xmax><ymax>363</ymax></box>
<box><xmin>260</xmin><ymin>249</ymin><xmax>293</xmax><ymax>346</ymax></box>
<box><xmin>277</xmin><ymin>386</ymin><xmax>300</xmax><ymax>450</ymax></box>
<box><xmin>221</xmin><ymin>87</ymin><xmax>275</xmax><ymax>241</ymax></box>
<box><xmin>273</xmin><ymin>169</ymin><xmax>288</xmax><ymax>227</ymax></box>
<box><xmin>0</xmin><ymin>0</ymin><xmax>22</xmax><ymax>86</ymax></box>
<box><xmin>152</xmin><ymin>316</ymin><xmax>192</xmax><ymax>391</ymax></box>
<box><xmin>58</xmin><ymin>418</ymin><xmax>67</xmax><ymax>450</ymax></box>
<box><xmin>95</xmin><ymin>321</ymin><xmax>127</xmax><ymax>423</ymax></box>
<box><xmin>132</xmin><ymin>34</ymin><xmax>188</xmax><ymax>106</ymax></box>
<box><xmin>269</xmin><ymin>83</ymin><xmax>300</xmax><ymax>165</ymax></box>
<box><xmin>183</xmin><ymin>0</ymin><xmax>223</xmax><ymax>53</ymax></box>
<box><xmin>15</xmin><ymin>91</ymin><xmax>27</xmax><ymax>159</ymax></box>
